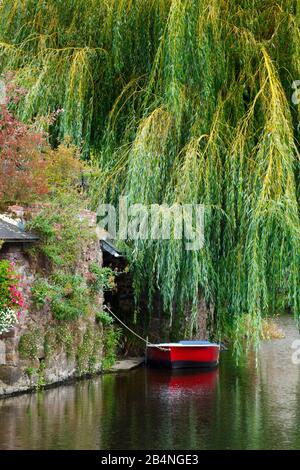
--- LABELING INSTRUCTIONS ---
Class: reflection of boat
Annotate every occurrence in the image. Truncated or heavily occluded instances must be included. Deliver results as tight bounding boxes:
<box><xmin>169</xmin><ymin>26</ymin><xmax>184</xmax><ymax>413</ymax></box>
<box><xmin>146</xmin><ymin>368</ymin><xmax>219</xmax><ymax>403</ymax></box>
<box><xmin>146</xmin><ymin>341</ymin><xmax>220</xmax><ymax>369</ymax></box>
<box><xmin>149</xmin><ymin>367</ymin><xmax>219</xmax><ymax>390</ymax></box>
<box><xmin>168</xmin><ymin>368</ymin><xmax>218</xmax><ymax>389</ymax></box>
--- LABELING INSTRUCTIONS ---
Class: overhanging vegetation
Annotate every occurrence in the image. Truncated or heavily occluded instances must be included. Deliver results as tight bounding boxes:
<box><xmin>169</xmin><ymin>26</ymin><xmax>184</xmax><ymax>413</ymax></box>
<box><xmin>0</xmin><ymin>0</ymin><xmax>299</xmax><ymax>352</ymax></box>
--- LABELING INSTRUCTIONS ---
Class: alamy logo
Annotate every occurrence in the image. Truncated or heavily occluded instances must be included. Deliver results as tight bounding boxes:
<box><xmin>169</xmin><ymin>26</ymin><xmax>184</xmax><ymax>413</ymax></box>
<box><xmin>0</xmin><ymin>79</ymin><xmax>6</xmax><ymax>104</ymax></box>
<box><xmin>98</xmin><ymin>196</ymin><xmax>205</xmax><ymax>251</ymax></box>
<box><xmin>292</xmin><ymin>80</ymin><xmax>300</xmax><ymax>105</ymax></box>
<box><xmin>291</xmin><ymin>339</ymin><xmax>300</xmax><ymax>365</ymax></box>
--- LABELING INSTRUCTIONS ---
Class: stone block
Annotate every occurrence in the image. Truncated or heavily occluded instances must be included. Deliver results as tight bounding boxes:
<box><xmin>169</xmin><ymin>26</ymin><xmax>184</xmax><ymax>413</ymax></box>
<box><xmin>0</xmin><ymin>327</ymin><xmax>17</xmax><ymax>339</ymax></box>
<box><xmin>0</xmin><ymin>340</ymin><xmax>6</xmax><ymax>365</ymax></box>
<box><xmin>5</xmin><ymin>351</ymin><xmax>19</xmax><ymax>364</ymax></box>
<box><xmin>5</xmin><ymin>338</ymin><xmax>19</xmax><ymax>364</ymax></box>
<box><xmin>0</xmin><ymin>365</ymin><xmax>22</xmax><ymax>385</ymax></box>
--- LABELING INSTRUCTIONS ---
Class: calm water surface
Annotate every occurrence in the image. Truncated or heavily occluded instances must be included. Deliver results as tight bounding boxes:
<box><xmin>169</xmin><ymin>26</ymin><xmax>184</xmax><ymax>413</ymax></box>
<box><xmin>0</xmin><ymin>316</ymin><xmax>300</xmax><ymax>450</ymax></box>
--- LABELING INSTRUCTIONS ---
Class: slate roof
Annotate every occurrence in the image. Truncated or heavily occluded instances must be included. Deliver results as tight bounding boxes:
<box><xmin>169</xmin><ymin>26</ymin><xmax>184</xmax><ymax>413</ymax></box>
<box><xmin>0</xmin><ymin>218</ymin><xmax>39</xmax><ymax>243</ymax></box>
<box><xmin>100</xmin><ymin>239</ymin><xmax>123</xmax><ymax>258</ymax></box>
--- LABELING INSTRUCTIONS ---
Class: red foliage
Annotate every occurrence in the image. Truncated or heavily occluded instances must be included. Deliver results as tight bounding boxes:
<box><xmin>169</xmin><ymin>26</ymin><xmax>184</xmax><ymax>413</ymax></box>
<box><xmin>0</xmin><ymin>77</ymin><xmax>49</xmax><ymax>207</ymax></box>
<box><xmin>0</xmin><ymin>259</ymin><xmax>26</xmax><ymax>316</ymax></box>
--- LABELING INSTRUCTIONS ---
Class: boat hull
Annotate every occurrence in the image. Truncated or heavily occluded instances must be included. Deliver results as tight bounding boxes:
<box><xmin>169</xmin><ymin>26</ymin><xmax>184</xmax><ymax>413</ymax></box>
<box><xmin>146</xmin><ymin>343</ymin><xmax>220</xmax><ymax>369</ymax></box>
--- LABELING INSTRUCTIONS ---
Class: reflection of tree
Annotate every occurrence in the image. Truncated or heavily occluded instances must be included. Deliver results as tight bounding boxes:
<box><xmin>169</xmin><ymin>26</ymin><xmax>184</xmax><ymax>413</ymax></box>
<box><xmin>256</xmin><ymin>316</ymin><xmax>300</xmax><ymax>450</ymax></box>
<box><xmin>291</xmin><ymin>365</ymin><xmax>300</xmax><ymax>449</ymax></box>
<box><xmin>213</xmin><ymin>316</ymin><xmax>300</xmax><ymax>450</ymax></box>
<box><xmin>213</xmin><ymin>351</ymin><xmax>265</xmax><ymax>449</ymax></box>
<box><xmin>0</xmin><ymin>379</ymin><xmax>105</xmax><ymax>449</ymax></box>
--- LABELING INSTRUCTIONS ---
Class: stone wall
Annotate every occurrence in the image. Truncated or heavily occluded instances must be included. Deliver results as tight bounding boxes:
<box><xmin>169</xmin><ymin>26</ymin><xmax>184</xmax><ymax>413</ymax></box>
<box><xmin>0</xmin><ymin>210</ymin><xmax>105</xmax><ymax>397</ymax></box>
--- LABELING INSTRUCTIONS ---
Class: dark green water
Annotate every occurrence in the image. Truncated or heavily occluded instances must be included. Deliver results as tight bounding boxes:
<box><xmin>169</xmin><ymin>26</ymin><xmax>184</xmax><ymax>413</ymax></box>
<box><xmin>0</xmin><ymin>316</ymin><xmax>300</xmax><ymax>450</ymax></box>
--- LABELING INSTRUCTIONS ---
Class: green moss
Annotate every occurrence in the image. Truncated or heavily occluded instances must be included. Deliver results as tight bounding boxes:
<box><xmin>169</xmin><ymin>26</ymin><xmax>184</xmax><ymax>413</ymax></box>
<box><xmin>20</xmin><ymin>322</ymin><xmax>120</xmax><ymax>380</ymax></box>
<box><xmin>18</xmin><ymin>329</ymin><xmax>41</xmax><ymax>360</ymax></box>
<box><xmin>43</xmin><ymin>324</ymin><xmax>75</xmax><ymax>361</ymax></box>
<box><xmin>31</xmin><ymin>279</ymin><xmax>51</xmax><ymax>308</ymax></box>
<box><xmin>88</xmin><ymin>263</ymin><xmax>116</xmax><ymax>294</ymax></box>
<box><xmin>32</xmin><ymin>272</ymin><xmax>91</xmax><ymax>322</ymax></box>
<box><xmin>55</xmin><ymin>324</ymin><xmax>74</xmax><ymax>358</ymax></box>
<box><xmin>36</xmin><ymin>361</ymin><xmax>46</xmax><ymax>390</ymax></box>
<box><xmin>76</xmin><ymin>326</ymin><xmax>102</xmax><ymax>375</ymax></box>
<box><xmin>25</xmin><ymin>361</ymin><xmax>46</xmax><ymax>390</ymax></box>
<box><xmin>43</xmin><ymin>329</ymin><xmax>57</xmax><ymax>360</ymax></box>
<box><xmin>102</xmin><ymin>326</ymin><xmax>122</xmax><ymax>370</ymax></box>
<box><xmin>95</xmin><ymin>311</ymin><xmax>114</xmax><ymax>326</ymax></box>
<box><xmin>24</xmin><ymin>366</ymin><xmax>36</xmax><ymax>378</ymax></box>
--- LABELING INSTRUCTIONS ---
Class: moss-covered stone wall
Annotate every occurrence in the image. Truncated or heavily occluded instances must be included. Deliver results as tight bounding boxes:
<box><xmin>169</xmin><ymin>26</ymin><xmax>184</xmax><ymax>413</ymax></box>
<box><xmin>0</xmin><ymin>207</ymin><xmax>111</xmax><ymax>397</ymax></box>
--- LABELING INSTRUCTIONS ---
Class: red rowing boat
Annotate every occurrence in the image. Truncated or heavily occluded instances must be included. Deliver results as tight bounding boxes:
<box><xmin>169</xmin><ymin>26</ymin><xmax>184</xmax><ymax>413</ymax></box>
<box><xmin>146</xmin><ymin>340</ymin><xmax>220</xmax><ymax>369</ymax></box>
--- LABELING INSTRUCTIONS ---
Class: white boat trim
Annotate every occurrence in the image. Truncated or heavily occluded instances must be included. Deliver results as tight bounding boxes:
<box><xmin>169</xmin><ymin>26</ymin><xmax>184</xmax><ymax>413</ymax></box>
<box><xmin>147</xmin><ymin>343</ymin><xmax>220</xmax><ymax>348</ymax></box>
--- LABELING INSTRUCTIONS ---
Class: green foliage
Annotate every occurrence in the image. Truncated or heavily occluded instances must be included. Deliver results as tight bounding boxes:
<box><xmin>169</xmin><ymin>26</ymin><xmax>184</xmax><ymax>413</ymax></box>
<box><xmin>24</xmin><ymin>366</ymin><xmax>35</xmax><ymax>379</ymax></box>
<box><xmin>25</xmin><ymin>361</ymin><xmax>46</xmax><ymax>390</ymax></box>
<box><xmin>31</xmin><ymin>279</ymin><xmax>51</xmax><ymax>308</ymax></box>
<box><xmin>95</xmin><ymin>311</ymin><xmax>114</xmax><ymax>326</ymax></box>
<box><xmin>1</xmin><ymin>0</ymin><xmax>300</xmax><ymax>353</ymax></box>
<box><xmin>102</xmin><ymin>326</ymin><xmax>122</xmax><ymax>370</ymax></box>
<box><xmin>32</xmin><ymin>272</ymin><xmax>89</xmax><ymax>321</ymax></box>
<box><xmin>36</xmin><ymin>360</ymin><xmax>46</xmax><ymax>389</ymax></box>
<box><xmin>88</xmin><ymin>263</ymin><xmax>116</xmax><ymax>294</ymax></box>
<box><xmin>32</xmin><ymin>266</ymin><xmax>117</xmax><ymax>321</ymax></box>
<box><xmin>53</xmin><ymin>324</ymin><xmax>74</xmax><ymax>357</ymax></box>
<box><xmin>45</xmin><ymin>143</ymin><xmax>88</xmax><ymax>191</ymax></box>
<box><xmin>76</xmin><ymin>326</ymin><xmax>102</xmax><ymax>375</ymax></box>
<box><xmin>43</xmin><ymin>329</ymin><xmax>56</xmax><ymax>359</ymax></box>
<box><xmin>51</xmin><ymin>273</ymin><xmax>90</xmax><ymax>321</ymax></box>
<box><xmin>75</xmin><ymin>322</ymin><xmax>120</xmax><ymax>373</ymax></box>
<box><xmin>28</xmin><ymin>190</ymin><xmax>103</xmax><ymax>321</ymax></box>
<box><xmin>18</xmin><ymin>329</ymin><xmax>41</xmax><ymax>360</ymax></box>
<box><xmin>0</xmin><ymin>260</ymin><xmax>12</xmax><ymax>309</ymax></box>
<box><xmin>43</xmin><ymin>324</ymin><xmax>75</xmax><ymax>360</ymax></box>
<box><xmin>27</xmin><ymin>191</ymin><xmax>94</xmax><ymax>269</ymax></box>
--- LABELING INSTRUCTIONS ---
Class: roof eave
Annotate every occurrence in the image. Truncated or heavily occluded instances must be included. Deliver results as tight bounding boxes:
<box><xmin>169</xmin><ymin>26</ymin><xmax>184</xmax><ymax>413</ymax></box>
<box><xmin>1</xmin><ymin>238</ymin><xmax>39</xmax><ymax>243</ymax></box>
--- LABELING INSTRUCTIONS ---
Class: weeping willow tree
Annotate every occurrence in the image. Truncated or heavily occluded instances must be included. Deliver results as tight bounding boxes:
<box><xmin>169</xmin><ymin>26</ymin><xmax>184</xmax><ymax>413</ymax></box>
<box><xmin>0</xmin><ymin>0</ymin><xmax>299</xmax><ymax>351</ymax></box>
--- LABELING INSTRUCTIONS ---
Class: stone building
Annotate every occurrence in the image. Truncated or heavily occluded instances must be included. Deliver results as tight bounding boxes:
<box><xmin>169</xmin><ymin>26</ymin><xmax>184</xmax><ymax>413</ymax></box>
<box><xmin>0</xmin><ymin>209</ymin><xmax>105</xmax><ymax>397</ymax></box>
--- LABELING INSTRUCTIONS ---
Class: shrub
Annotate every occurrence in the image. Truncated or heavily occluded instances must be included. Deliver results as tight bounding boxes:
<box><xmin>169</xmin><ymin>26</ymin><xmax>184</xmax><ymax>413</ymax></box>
<box><xmin>76</xmin><ymin>326</ymin><xmax>102</xmax><ymax>375</ymax></box>
<box><xmin>102</xmin><ymin>326</ymin><xmax>122</xmax><ymax>370</ymax></box>
<box><xmin>0</xmin><ymin>77</ymin><xmax>49</xmax><ymax>208</ymax></box>
<box><xmin>45</xmin><ymin>143</ymin><xmax>88</xmax><ymax>191</ymax></box>
<box><xmin>88</xmin><ymin>263</ymin><xmax>116</xmax><ymax>293</ymax></box>
<box><xmin>31</xmin><ymin>279</ymin><xmax>51</xmax><ymax>308</ymax></box>
<box><xmin>27</xmin><ymin>191</ymin><xmax>94</xmax><ymax>270</ymax></box>
<box><xmin>32</xmin><ymin>272</ymin><xmax>89</xmax><ymax>321</ymax></box>
<box><xmin>0</xmin><ymin>260</ymin><xmax>24</xmax><ymax>334</ymax></box>
<box><xmin>18</xmin><ymin>329</ymin><xmax>41</xmax><ymax>360</ymax></box>
<box><xmin>95</xmin><ymin>311</ymin><xmax>114</xmax><ymax>326</ymax></box>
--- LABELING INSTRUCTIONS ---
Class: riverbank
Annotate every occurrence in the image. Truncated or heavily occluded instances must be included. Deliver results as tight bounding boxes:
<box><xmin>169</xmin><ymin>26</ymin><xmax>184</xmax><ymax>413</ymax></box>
<box><xmin>0</xmin><ymin>203</ymin><xmax>120</xmax><ymax>398</ymax></box>
<box><xmin>0</xmin><ymin>356</ymin><xmax>145</xmax><ymax>400</ymax></box>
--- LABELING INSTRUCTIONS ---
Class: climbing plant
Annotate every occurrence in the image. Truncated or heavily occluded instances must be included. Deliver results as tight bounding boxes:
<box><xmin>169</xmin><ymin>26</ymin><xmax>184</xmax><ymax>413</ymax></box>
<box><xmin>0</xmin><ymin>260</ymin><xmax>24</xmax><ymax>334</ymax></box>
<box><xmin>0</xmin><ymin>0</ymin><xmax>299</xmax><ymax>353</ymax></box>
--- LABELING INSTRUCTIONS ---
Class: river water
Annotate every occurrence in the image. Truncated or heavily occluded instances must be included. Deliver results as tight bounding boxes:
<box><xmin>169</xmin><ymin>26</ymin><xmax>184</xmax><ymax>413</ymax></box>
<box><xmin>0</xmin><ymin>315</ymin><xmax>299</xmax><ymax>450</ymax></box>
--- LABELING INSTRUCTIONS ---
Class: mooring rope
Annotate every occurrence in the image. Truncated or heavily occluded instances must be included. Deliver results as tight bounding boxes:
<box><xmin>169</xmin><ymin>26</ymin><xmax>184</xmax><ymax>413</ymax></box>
<box><xmin>104</xmin><ymin>304</ymin><xmax>148</xmax><ymax>344</ymax></box>
<box><xmin>103</xmin><ymin>305</ymin><xmax>225</xmax><ymax>353</ymax></box>
<box><xmin>103</xmin><ymin>304</ymin><xmax>169</xmax><ymax>351</ymax></box>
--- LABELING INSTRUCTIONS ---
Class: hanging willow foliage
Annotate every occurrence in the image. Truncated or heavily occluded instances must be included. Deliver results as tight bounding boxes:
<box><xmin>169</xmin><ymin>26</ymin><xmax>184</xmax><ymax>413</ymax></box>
<box><xmin>0</xmin><ymin>0</ymin><xmax>299</xmax><ymax>352</ymax></box>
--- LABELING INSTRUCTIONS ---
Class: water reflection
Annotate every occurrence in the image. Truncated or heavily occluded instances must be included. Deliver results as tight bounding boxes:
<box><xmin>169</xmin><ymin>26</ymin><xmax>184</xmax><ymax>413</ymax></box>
<box><xmin>146</xmin><ymin>368</ymin><xmax>218</xmax><ymax>401</ymax></box>
<box><xmin>0</xmin><ymin>316</ymin><xmax>299</xmax><ymax>449</ymax></box>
